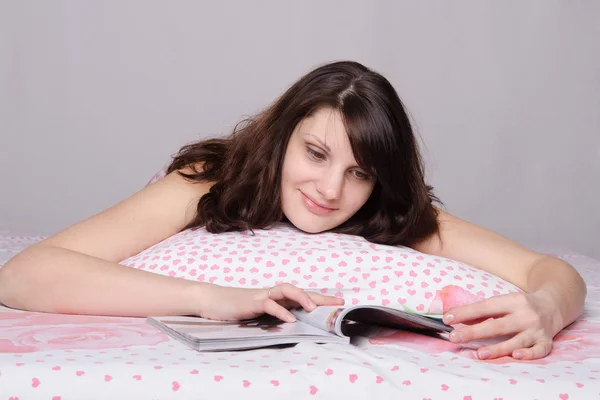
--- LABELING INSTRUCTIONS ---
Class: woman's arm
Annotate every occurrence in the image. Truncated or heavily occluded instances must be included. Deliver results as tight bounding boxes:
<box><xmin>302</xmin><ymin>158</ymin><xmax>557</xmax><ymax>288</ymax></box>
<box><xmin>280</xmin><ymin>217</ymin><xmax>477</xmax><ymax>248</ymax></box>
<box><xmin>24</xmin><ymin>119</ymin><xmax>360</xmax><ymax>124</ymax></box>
<box><xmin>0</xmin><ymin>245</ymin><xmax>207</xmax><ymax>317</ymax></box>
<box><xmin>412</xmin><ymin>208</ymin><xmax>586</xmax><ymax>359</ymax></box>
<box><xmin>520</xmin><ymin>255</ymin><xmax>586</xmax><ymax>330</ymax></box>
<box><xmin>0</xmin><ymin>169</ymin><xmax>211</xmax><ymax>316</ymax></box>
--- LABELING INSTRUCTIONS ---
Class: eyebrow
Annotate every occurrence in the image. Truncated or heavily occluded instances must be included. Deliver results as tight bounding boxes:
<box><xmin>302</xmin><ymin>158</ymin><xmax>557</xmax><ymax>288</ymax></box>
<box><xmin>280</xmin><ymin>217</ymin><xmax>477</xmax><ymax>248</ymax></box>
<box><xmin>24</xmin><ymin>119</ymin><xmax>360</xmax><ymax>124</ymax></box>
<box><xmin>303</xmin><ymin>133</ymin><xmax>331</xmax><ymax>152</ymax></box>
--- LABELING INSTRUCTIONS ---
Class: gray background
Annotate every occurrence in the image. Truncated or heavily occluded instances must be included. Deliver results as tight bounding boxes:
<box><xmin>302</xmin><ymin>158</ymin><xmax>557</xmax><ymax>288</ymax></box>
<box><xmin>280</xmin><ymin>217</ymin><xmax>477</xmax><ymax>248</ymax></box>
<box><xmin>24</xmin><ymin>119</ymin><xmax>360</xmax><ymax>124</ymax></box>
<box><xmin>1</xmin><ymin>1</ymin><xmax>598</xmax><ymax>258</ymax></box>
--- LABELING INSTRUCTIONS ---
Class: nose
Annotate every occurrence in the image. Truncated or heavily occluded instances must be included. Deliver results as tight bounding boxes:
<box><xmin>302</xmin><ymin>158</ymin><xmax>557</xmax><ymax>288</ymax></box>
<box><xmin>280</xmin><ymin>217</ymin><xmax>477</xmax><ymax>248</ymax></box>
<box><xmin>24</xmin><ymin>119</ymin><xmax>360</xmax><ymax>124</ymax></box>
<box><xmin>316</xmin><ymin>169</ymin><xmax>344</xmax><ymax>201</ymax></box>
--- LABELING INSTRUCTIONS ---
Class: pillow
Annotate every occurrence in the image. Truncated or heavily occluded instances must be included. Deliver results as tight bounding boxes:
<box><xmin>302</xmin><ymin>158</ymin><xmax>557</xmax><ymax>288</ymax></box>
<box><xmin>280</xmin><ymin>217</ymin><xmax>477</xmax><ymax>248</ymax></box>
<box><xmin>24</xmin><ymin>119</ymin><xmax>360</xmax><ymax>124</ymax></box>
<box><xmin>119</xmin><ymin>224</ymin><xmax>521</xmax><ymax>315</ymax></box>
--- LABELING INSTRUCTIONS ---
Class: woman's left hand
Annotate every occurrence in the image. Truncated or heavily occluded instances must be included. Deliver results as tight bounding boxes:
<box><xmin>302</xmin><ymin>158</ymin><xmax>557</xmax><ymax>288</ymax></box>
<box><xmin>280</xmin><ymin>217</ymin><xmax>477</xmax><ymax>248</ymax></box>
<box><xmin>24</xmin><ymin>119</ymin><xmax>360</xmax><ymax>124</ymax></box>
<box><xmin>442</xmin><ymin>290</ymin><xmax>563</xmax><ymax>360</ymax></box>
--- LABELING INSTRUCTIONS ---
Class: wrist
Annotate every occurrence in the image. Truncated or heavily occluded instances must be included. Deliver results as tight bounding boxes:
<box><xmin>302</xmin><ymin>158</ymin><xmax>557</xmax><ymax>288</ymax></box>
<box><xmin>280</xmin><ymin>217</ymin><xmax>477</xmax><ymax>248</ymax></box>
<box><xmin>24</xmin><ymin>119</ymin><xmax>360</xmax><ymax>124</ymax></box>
<box><xmin>527</xmin><ymin>257</ymin><xmax>586</xmax><ymax>332</ymax></box>
<box><xmin>182</xmin><ymin>281</ymin><xmax>221</xmax><ymax>317</ymax></box>
<box><xmin>532</xmin><ymin>288</ymin><xmax>565</xmax><ymax>334</ymax></box>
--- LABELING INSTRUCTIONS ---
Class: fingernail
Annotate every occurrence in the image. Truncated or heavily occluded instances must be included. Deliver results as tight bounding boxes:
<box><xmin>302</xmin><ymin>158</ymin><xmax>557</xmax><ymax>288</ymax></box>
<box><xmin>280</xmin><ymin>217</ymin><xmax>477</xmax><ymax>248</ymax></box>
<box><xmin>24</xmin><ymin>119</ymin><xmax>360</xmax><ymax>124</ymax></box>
<box><xmin>287</xmin><ymin>315</ymin><xmax>296</xmax><ymax>322</ymax></box>
<box><xmin>478</xmin><ymin>350</ymin><xmax>490</xmax><ymax>359</ymax></box>
<box><xmin>513</xmin><ymin>351</ymin><xmax>522</xmax><ymax>359</ymax></box>
<box><xmin>443</xmin><ymin>314</ymin><xmax>455</xmax><ymax>324</ymax></box>
<box><xmin>449</xmin><ymin>331</ymin><xmax>462</xmax><ymax>342</ymax></box>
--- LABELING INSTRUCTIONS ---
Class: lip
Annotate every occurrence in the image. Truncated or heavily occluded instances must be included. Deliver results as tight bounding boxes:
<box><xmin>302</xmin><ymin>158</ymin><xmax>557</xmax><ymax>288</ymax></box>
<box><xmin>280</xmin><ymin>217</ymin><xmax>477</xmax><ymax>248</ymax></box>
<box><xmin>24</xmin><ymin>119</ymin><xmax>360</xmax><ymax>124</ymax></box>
<box><xmin>300</xmin><ymin>191</ymin><xmax>338</xmax><ymax>215</ymax></box>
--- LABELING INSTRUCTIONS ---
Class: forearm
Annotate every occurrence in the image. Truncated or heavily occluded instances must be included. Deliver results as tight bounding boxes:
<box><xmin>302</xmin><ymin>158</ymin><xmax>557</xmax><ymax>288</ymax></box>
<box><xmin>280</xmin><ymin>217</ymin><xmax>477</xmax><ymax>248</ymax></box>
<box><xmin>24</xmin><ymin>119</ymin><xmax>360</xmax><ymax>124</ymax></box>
<box><xmin>0</xmin><ymin>245</ymin><xmax>209</xmax><ymax>317</ymax></box>
<box><xmin>526</xmin><ymin>255</ymin><xmax>587</xmax><ymax>329</ymax></box>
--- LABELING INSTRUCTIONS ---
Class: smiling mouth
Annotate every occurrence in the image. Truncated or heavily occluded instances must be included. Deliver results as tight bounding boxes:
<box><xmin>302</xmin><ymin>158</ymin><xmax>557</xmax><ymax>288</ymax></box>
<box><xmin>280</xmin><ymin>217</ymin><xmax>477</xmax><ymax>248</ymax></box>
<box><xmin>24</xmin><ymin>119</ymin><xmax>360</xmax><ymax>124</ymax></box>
<box><xmin>300</xmin><ymin>191</ymin><xmax>338</xmax><ymax>215</ymax></box>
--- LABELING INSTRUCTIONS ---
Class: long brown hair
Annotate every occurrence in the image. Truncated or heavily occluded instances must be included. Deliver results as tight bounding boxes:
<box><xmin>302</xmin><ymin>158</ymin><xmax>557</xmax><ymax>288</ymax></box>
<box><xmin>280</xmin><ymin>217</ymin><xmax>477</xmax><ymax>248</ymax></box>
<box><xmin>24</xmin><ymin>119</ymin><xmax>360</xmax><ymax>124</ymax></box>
<box><xmin>167</xmin><ymin>61</ymin><xmax>441</xmax><ymax>246</ymax></box>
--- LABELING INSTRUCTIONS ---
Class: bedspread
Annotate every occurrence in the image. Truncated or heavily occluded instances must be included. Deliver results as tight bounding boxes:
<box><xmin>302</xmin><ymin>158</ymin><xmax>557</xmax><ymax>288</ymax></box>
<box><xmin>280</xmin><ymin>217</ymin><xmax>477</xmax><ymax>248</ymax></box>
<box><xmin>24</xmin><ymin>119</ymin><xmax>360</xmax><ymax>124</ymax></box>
<box><xmin>1</xmin><ymin>232</ymin><xmax>599</xmax><ymax>399</ymax></box>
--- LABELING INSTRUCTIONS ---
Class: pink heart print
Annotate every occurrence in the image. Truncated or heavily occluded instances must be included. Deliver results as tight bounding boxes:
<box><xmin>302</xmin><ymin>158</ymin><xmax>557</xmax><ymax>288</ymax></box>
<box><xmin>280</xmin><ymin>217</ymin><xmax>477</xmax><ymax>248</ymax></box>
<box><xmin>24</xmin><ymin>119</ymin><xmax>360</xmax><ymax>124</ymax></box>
<box><xmin>119</xmin><ymin>225</ymin><xmax>521</xmax><ymax>313</ymax></box>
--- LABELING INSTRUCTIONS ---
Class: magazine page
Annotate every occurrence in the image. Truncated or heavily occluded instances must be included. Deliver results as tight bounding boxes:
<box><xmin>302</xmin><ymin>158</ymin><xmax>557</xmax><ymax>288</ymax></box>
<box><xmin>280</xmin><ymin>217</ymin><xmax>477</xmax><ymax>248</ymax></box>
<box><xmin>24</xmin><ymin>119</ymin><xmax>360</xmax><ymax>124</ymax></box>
<box><xmin>292</xmin><ymin>305</ymin><xmax>453</xmax><ymax>338</ymax></box>
<box><xmin>291</xmin><ymin>306</ymin><xmax>345</xmax><ymax>335</ymax></box>
<box><xmin>340</xmin><ymin>306</ymin><xmax>453</xmax><ymax>333</ymax></box>
<box><xmin>146</xmin><ymin>314</ymin><xmax>349</xmax><ymax>351</ymax></box>
<box><xmin>148</xmin><ymin>315</ymin><xmax>338</xmax><ymax>340</ymax></box>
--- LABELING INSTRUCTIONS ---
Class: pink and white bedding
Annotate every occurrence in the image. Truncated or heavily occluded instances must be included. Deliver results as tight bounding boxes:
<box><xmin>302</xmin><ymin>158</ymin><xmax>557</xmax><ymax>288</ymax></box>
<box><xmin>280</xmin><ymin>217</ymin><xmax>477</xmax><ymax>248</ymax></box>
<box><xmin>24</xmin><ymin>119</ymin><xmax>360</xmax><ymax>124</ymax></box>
<box><xmin>1</xmin><ymin>230</ymin><xmax>599</xmax><ymax>399</ymax></box>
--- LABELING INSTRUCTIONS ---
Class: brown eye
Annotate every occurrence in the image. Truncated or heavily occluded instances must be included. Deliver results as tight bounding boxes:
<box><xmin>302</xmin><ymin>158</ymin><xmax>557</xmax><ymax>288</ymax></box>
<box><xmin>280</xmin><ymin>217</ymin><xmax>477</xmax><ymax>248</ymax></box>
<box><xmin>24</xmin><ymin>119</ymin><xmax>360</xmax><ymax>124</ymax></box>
<box><xmin>307</xmin><ymin>147</ymin><xmax>325</xmax><ymax>161</ymax></box>
<box><xmin>352</xmin><ymin>170</ymin><xmax>370</xmax><ymax>180</ymax></box>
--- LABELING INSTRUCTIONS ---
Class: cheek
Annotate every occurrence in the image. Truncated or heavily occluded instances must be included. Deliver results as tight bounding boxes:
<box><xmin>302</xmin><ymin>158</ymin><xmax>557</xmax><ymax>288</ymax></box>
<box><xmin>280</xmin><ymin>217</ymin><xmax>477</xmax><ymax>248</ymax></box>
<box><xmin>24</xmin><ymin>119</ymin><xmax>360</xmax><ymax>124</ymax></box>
<box><xmin>344</xmin><ymin>184</ymin><xmax>374</xmax><ymax>210</ymax></box>
<box><xmin>283</xmin><ymin>157</ymin><xmax>312</xmax><ymax>184</ymax></box>
<box><xmin>281</xmin><ymin>155</ymin><xmax>298</xmax><ymax>183</ymax></box>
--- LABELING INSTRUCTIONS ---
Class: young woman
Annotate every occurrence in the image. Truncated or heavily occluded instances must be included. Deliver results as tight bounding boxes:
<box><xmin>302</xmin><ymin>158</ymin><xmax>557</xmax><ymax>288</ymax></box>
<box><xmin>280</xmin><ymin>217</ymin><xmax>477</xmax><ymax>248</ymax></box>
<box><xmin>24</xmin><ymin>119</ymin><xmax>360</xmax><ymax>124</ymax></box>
<box><xmin>0</xmin><ymin>61</ymin><xmax>586</xmax><ymax>361</ymax></box>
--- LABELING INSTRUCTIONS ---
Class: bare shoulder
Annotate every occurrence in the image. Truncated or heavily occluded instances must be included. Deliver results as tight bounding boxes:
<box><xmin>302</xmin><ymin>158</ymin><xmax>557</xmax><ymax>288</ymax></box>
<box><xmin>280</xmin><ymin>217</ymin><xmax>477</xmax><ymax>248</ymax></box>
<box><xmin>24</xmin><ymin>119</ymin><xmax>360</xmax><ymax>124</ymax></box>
<box><xmin>36</xmin><ymin>165</ymin><xmax>212</xmax><ymax>263</ymax></box>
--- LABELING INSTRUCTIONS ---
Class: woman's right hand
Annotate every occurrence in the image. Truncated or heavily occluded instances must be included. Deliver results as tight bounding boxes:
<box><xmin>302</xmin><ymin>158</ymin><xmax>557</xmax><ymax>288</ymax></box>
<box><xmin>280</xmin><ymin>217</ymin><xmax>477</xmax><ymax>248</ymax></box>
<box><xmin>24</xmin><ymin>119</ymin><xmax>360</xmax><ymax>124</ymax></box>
<box><xmin>196</xmin><ymin>283</ymin><xmax>345</xmax><ymax>322</ymax></box>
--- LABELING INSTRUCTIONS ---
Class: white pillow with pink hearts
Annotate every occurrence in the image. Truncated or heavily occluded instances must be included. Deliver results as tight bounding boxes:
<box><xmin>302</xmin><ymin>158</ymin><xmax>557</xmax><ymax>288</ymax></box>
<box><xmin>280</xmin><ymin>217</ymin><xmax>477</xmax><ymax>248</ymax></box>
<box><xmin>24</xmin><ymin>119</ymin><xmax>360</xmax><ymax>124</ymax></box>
<box><xmin>119</xmin><ymin>224</ymin><xmax>521</xmax><ymax>315</ymax></box>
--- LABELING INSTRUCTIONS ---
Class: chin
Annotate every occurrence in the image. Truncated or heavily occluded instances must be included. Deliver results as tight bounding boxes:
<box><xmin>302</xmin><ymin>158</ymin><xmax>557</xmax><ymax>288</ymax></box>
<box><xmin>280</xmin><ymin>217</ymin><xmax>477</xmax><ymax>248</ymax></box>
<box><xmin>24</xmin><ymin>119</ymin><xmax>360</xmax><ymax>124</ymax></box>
<box><xmin>293</xmin><ymin>225</ymin><xmax>327</xmax><ymax>234</ymax></box>
<box><xmin>285</xmin><ymin>214</ymin><xmax>334</xmax><ymax>234</ymax></box>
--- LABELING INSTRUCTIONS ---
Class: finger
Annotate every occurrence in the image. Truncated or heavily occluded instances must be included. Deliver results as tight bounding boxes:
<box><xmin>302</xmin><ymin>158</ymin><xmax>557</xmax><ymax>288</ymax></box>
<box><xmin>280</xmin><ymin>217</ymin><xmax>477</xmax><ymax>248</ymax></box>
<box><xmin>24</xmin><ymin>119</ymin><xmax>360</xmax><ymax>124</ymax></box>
<box><xmin>449</xmin><ymin>315</ymin><xmax>525</xmax><ymax>343</ymax></box>
<box><xmin>512</xmin><ymin>340</ymin><xmax>553</xmax><ymax>360</ymax></box>
<box><xmin>270</xmin><ymin>284</ymin><xmax>317</xmax><ymax>311</ymax></box>
<box><xmin>306</xmin><ymin>292</ymin><xmax>345</xmax><ymax>306</ymax></box>
<box><xmin>262</xmin><ymin>298</ymin><xmax>296</xmax><ymax>322</ymax></box>
<box><xmin>443</xmin><ymin>294</ymin><xmax>514</xmax><ymax>325</ymax></box>
<box><xmin>475</xmin><ymin>331</ymin><xmax>533</xmax><ymax>360</ymax></box>
<box><xmin>455</xmin><ymin>317</ymin><xmax>494</xmax><ymax>326</ymax></box>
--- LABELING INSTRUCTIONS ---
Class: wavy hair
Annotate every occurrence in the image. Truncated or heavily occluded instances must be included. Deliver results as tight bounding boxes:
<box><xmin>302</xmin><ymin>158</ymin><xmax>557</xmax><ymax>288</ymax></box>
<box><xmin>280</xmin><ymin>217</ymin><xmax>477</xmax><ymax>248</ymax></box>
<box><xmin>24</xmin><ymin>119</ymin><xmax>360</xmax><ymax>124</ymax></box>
<box><xmin>167</xmin><ymin>61</ymin><xmax>441</xmax><ymax>246</ymax></box>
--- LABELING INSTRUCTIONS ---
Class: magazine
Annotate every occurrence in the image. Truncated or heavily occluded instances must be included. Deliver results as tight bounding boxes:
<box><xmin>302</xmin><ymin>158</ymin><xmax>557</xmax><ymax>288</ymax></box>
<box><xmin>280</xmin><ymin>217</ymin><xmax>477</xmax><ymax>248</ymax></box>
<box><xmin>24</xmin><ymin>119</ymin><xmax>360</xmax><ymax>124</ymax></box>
<box><xmin>146</xmin><ymin>305</ymin><xmax>453</xmax><ymax>352</ymax></box>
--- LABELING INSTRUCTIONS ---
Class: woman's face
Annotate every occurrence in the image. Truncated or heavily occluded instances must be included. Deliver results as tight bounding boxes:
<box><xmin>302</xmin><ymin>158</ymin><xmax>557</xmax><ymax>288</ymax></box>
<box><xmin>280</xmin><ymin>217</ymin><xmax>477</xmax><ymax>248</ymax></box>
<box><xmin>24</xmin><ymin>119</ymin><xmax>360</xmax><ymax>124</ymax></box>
<box><xmin>280</xmin><ymin>107</ymin><xmax>376</xmax><ymax>233</ymax></box>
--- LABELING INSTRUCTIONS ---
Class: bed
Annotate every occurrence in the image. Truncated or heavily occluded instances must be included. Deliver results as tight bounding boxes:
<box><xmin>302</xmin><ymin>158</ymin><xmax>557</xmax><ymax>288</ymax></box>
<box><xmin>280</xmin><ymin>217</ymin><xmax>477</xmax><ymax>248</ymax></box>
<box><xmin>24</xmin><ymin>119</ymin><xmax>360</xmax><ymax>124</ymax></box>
<box><xmin>1</xmin><ymin>230</ymin><xmax>599</xmax><ymax>399</ymax></box>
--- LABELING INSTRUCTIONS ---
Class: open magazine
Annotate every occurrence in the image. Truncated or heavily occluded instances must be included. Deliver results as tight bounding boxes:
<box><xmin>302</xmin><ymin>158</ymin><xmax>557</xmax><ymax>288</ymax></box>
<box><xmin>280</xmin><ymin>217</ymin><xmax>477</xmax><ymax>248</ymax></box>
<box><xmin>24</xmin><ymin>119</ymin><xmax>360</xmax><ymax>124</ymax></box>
<box><xmin>146</xmin><ymin>305</ymin><xmax>453</xmax><ymax>351</ymax></box>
